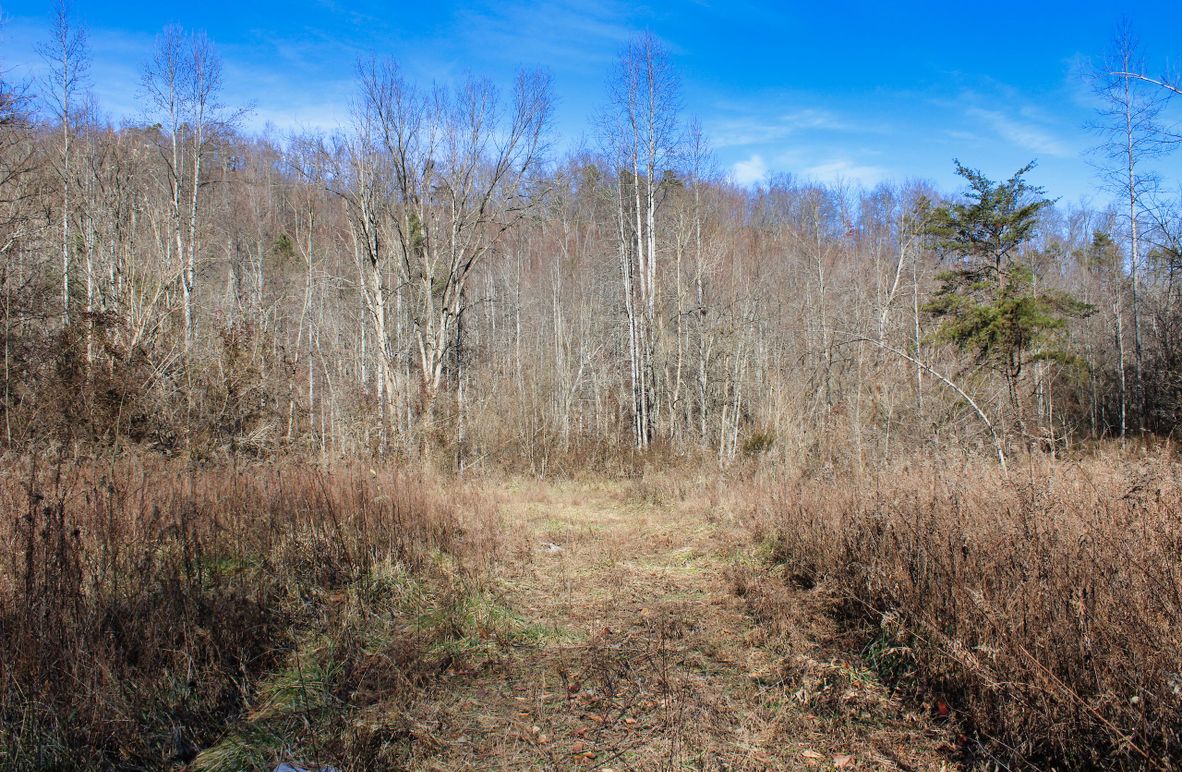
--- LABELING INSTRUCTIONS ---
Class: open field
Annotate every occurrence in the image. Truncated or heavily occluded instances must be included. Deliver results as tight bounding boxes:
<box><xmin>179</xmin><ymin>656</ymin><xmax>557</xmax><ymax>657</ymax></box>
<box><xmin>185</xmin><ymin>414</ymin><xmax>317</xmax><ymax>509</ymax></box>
<box><xmin>4</xmin><ymin>2</ymin><xmax>1182</xmax><ymax>769</ymax></box>
<box><xmin>741</xmin><ymin>451</ymin><xmax>1182</xmax><ymax>768</ymax></box>
<box><xmin>7</xmin><ymin>451</ymin><xmax>1180</xmax><ymax>769</ymax></box>
<box><xmin>395</xmin><ymin>478</ymin><xmax>955</xmax><ymax>769</ymax></box>
<box><xmin>1</xmin><ymin>459</ymin><xmax>963</xmax><ymax>770</ymax></box>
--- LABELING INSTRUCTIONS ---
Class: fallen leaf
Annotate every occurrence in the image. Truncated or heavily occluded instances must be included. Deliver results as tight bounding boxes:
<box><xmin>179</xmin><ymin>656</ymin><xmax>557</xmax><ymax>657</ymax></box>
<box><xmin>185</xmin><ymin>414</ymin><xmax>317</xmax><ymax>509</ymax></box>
<box><xmin>801</xmin><ymin>750</ymin><xmax>824</xmax><ymax>760</ymax></box>
<box><xmin>833</xmin><ymin>754</ymin><xmax>855</xmax><ymax>768</ymax></box>
<box><xmin>571</xmin><ymin>741</ymin><xmax>587</xmax><ymax>754</ymax></box>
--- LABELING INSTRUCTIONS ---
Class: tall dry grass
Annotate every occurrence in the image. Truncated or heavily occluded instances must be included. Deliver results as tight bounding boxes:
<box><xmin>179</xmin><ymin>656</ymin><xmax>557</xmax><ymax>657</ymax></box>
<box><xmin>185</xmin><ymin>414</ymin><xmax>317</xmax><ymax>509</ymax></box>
<box><xmin>746</xmin><ymin>451</ymin><xmax>1182</xmax><ymax>767</ymax></box>
<box><xmin>0</xmin><ymin>456</ymin><xmax>501</xmax><ymax>769</ymax></box>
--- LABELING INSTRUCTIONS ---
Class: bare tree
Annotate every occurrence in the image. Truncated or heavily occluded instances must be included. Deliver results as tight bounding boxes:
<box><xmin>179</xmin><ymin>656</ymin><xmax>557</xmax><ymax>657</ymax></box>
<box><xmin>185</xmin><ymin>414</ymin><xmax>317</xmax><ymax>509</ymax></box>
<box><xmin>1092</xmin><ymin>24</ymin><xmax>1171</xmax><ymax>431</ymax></box>
<box><xmin>0</xmin><ymin>11</ymin><xmax>1173</xmax><ymax>465</ymax></box>
<box><xmin>142</xmin><ymin>26</ymin><xmax>234</xmax><ymax>353</ymax></box>
<box><xmin>38</xmin><ymin>0</ymin><xmax>88</xmax><ymax>326</ymax></box>
<box><xmin>337</xmin><ymin>59</ymin><xmax>552</xmax><ymax>458</ymax></box>
<box><xmin>601</xmin><ymin>32</ymin><xmax>682</xmax><ymax>449</ymax></box>
<box><xmin>0</xmin><ymin>52</ymin><xmax>37</xmax><ymax>257</ymax></box>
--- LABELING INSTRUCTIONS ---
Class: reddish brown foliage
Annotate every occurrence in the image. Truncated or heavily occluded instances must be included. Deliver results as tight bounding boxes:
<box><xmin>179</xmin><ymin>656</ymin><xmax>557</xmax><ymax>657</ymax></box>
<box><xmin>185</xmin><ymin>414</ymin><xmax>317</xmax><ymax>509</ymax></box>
<box><xmin>746</xmin><ymin>452</ymin><xmax>1182</xmax><ymax>767</ymax></box>
<box><xmin>0</xmin><ymin>456</ymin><xmax>497</xmax><ymax>767</ymax></box>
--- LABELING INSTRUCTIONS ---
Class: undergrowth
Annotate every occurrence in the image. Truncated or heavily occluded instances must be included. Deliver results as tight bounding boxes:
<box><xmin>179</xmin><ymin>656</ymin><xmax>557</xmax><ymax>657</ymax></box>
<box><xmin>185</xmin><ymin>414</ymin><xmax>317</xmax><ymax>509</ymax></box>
<box><xmin>0</xmin><ymin>456</ymin><xmax>512</xmax><ymax>770</ymax></box>
<box><xmin>744</xmin><ymin>450</ymin><xmax>1182</xmax><ymax>768</ymax></box>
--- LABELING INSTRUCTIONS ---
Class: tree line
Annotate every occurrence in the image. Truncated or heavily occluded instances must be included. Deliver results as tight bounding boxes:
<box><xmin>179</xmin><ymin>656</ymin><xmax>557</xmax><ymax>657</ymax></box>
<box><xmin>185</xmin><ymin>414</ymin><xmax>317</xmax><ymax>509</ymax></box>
<box><xmin>0</xmin><ymin>10</ymin><xmax>1179</xmax><ymax>470</ymax></box>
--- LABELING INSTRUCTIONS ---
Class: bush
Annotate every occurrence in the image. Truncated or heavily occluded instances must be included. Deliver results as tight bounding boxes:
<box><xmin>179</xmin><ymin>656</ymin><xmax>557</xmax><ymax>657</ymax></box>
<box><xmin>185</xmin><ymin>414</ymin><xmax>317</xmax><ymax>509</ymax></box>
<box><xmin>747</xmin><ymin>452</ymin><xmax>1182</xmax><ymax>767</ymax></box>
<box><xmin>0</xmin><ymin>456</ymin><xmax>500</xmax><ymax>769</ymax></box>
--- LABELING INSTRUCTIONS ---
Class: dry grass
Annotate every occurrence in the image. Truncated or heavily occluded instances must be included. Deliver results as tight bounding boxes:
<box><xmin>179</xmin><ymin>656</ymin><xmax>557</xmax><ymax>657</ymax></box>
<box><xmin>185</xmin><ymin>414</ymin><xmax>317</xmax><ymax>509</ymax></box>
<box><xmin>743</xmin><ymin>450</ymin><xmax>1182</xmax><ymax>768</ymax></box>
<box><xmin>0</xmin><ymin>455</ymin><xmax>503</xmax><ymax>770</ymax></box>
<box><xmin>11</xmin><ymin>446</ymin><xmax>1178</xmax><ymax>769</ymax></box>
<box><xmin>395</xmin><ymin>479</ymin><xmax>955</xmax><ymax>770</ymax></box>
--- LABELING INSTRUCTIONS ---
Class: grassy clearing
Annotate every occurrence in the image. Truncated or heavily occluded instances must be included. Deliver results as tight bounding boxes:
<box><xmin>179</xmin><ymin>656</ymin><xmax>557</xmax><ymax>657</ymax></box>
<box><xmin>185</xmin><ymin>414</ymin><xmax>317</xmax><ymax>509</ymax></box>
<box><xmin>0</xmin><ymin>457</ymin><xmax>509</xmax><ymax>770</ymax></box>
<box><xmin>10</xmin><ymin>452</ymin><xmax>1173</xmax><ymax>769</ymax></box>
<box><xmin>393</xmin><ymin>477</ymin><xmax>956</xmax><ymax>769</ymax></box>
<box><xmin>742</xmin><ymin>450</ymin><xmax>1182</xmax><ymax>768</ymax></box>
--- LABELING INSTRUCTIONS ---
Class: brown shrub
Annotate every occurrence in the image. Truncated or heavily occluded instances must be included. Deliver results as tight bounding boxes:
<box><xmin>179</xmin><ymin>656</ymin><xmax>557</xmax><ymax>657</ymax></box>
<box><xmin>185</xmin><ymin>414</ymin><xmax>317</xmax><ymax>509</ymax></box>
<box><xmin>0</xmin><ymin>456</ymin><xmax>500</xmax><ymax>769</ymax></box>
<box><xmin>746</xmin><ymin>452</ymin><xmax>1182</xmax><ymax>768</ymax></box>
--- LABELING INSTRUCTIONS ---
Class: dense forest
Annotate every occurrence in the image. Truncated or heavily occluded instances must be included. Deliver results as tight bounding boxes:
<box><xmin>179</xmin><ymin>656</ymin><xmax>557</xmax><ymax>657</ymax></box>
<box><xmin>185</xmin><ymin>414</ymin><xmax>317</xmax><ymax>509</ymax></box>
<box><xmin>1</xmin><ymin>13</ymin><xmax>1179</xmax><ymax>471</ymax></box>
<box><xmin>3</xmin><ymin>6</ymin><xmax>1182</xmax><ymax>770</ymax></box>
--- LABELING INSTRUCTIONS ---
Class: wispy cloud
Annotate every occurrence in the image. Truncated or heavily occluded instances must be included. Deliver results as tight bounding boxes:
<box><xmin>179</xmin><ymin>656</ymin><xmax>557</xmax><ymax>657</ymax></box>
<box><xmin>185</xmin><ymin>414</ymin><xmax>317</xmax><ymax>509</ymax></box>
<box><xmin>708</xmin><ymin>107</ymin><xmax>856</xmax><ymax>148</ymax></box>
<box><xmin>706</xmin><ymin>93</ymin><xmax>897</xmax><ymax>189</ymax></box>
<box><xmin>965</xmin><ymin>106</ymin><xmax>1073</xmax><ymax>157</ymax></box>
<box><xmin>0</xmin><ymin>19</ymin><xmax>152</xmax><ymax>123</ymax></box>
<box><xmin>789</xmin><ymin>156</ymin><xmax>884</xmax><ymax>187</ymax></box>
<box><xmin>455</xmin><ymin>0</ymin><xmax>644</xmax><ymax>71</ymax></box>
<box><xmin>799</xmin><ymin>158</ymin><xmax>889</xmax><ymax>188</ymax></box>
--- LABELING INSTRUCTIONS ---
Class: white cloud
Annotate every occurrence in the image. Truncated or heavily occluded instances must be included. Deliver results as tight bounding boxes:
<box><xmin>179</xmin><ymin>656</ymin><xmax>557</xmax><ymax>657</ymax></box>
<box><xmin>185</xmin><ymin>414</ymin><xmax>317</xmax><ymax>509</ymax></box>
<box><xmin>708</xmin><ymin>106</ymin><xmax>860</xmax><ymax>148</ymax></box>
<box><xmin>730</xmin><ymin>154</ymin><xmax>769</xmax><ymax>187</ymax></box>
<box><xmin>966</xmin><ymin>107</ymin><xmax>1072</xmax><ymax>158</ymax></box>
<box><xmin>456</xmin><ymin>0</ymin><xmax>642</xmax><ymax>71</ymax></box>
<box><xmin>799</xmin><ymin>158</ymin><xmax>888</xmax><ymax>188</ymax></box>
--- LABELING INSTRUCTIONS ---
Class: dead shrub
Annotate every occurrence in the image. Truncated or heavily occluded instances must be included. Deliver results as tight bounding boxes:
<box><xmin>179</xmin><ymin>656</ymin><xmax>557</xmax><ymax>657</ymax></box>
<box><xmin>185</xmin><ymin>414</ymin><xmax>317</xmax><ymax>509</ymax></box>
<box><xmin>746</xmin><ymin>451</ymin><xmax>1182</xmax><ymax>767</ymax></box>
<box><xmin>0</xmin><ymin>455</ymin><xmax>500</xmax><ymax>769</ymax></box>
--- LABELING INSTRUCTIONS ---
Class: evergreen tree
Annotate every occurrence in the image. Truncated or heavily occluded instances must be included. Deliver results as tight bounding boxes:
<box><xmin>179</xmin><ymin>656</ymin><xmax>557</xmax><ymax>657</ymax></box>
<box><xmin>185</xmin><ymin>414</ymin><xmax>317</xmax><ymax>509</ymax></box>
<box><xmin>925</xmin><ymin>161</ymin><xmax>1092</xmax><ymax>440</ymax></box>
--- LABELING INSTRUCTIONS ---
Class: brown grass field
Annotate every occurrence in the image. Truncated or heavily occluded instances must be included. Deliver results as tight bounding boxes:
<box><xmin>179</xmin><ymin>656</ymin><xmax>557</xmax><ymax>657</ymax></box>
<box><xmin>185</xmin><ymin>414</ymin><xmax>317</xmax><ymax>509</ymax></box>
<box><xmin>741</xmin><ymin>450</ymin><xmax>1182</xmax><ymax>768</ymax></box>
<box><xmin>1</xmin><ymin>449</ymin><xmax>1179</xmax><ymax>769</ymax></box>
<box><xmin>0</xmin><ymin>457</ymin><xmax>500</xmax><ymax>768</ymax></box>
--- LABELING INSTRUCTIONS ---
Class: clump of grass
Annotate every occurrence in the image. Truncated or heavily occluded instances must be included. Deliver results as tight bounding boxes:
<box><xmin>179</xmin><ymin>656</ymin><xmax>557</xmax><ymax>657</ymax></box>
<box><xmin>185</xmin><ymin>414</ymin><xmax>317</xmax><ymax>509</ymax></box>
<box><xmin>746</xmin><ymin>450</ymin><xmax>1182</xmax><ymax>768</ymax></box>
<box><xmin>0</xmin><ymin>456</ymin><xmax>502</xmax><ymax>769</ymax></box>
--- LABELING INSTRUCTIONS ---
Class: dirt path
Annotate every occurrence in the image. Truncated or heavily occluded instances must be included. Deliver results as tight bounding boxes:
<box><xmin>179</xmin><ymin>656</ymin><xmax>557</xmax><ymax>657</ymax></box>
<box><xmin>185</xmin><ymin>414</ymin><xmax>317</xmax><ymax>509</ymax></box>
<box><xmin>404</xmin><ymin>481</ymin><xmax>954</xmax><ymax>770</ymax></box>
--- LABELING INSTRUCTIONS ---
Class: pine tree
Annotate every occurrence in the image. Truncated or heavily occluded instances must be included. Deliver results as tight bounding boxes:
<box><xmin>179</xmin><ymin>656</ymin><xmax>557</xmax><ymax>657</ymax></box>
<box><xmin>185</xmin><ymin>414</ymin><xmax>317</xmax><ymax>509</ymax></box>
<box><xmin>925</xmin><ymin>161</ymin><xmax>1092</xmax><ymax>441</ymax></box>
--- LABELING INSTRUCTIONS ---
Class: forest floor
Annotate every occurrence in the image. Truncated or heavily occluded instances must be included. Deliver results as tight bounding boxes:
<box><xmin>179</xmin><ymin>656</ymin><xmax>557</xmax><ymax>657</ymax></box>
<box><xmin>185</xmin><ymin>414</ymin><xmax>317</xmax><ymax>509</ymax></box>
<box><xmin>400</xmin><ymin>480</ymin><xmax>957</xmax><ymax>770</ymax></box>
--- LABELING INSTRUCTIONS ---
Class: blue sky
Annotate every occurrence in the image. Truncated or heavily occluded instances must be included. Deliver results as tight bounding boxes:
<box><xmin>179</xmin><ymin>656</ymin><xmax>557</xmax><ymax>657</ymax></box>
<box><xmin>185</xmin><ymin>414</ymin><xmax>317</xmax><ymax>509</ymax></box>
<box><xmin>1</xmin><ymin>0</ymin><xmax>1181</xmax><ymax>203</ymax></box>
